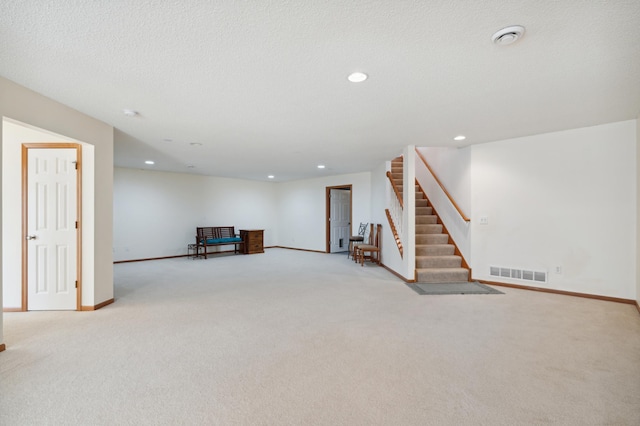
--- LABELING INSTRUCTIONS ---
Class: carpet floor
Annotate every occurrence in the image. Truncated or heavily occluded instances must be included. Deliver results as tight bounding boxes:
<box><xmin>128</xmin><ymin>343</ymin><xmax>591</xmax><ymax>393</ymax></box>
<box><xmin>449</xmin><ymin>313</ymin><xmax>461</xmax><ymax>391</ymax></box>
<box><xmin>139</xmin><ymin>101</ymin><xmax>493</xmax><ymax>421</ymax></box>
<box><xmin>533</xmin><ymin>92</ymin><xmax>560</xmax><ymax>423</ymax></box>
<box><xmin>1</xmin><ymin>249</ymin><xmax>639</xmax><ymax>425</ymax></box>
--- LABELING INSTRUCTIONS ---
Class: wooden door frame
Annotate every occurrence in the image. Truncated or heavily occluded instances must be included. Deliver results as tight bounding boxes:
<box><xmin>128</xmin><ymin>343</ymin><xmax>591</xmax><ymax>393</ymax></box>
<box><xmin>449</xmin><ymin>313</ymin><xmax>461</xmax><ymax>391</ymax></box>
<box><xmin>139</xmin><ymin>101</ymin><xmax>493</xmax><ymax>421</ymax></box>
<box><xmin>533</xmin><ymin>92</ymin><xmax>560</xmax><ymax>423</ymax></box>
<box><xmin>325</xmin><ymin>185</ymin><xmax>353</xmax><ymax>253</ymax></box>
<box><xmin>21</xmin><ymin>143</ymin><xmax>82</xmax><ymax>311</ymax></box>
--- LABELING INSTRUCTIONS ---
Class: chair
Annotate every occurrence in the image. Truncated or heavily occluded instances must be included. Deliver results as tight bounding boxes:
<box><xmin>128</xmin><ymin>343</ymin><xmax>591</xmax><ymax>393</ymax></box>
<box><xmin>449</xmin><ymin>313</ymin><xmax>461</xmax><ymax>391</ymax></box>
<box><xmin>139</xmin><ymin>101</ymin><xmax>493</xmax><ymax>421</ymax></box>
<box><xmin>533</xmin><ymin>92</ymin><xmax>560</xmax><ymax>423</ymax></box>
<box><xmin>348</xmin><ymin>222</ymin><xmax>368</xmax><ymax>259</ymax></box>
<box><xmin>355</xmin><ymin>224</ymin><xmax>381</xmax><ymax>266</ymax></box>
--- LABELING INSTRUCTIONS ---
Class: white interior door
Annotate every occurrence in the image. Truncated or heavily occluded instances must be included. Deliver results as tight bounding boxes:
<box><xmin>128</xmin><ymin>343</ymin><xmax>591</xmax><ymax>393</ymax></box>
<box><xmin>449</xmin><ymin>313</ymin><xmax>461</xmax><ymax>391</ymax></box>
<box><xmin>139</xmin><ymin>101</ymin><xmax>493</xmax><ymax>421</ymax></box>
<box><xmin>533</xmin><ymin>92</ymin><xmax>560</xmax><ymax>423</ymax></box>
<box><xmin>27</xmin><ymin>148</ymin><xmax>78</xmax><ymax>310</ymax></box>
<box><xmin>329</xmin><ymin>189</ymin><xmax>350</xmax><ymax>253</ymax></box>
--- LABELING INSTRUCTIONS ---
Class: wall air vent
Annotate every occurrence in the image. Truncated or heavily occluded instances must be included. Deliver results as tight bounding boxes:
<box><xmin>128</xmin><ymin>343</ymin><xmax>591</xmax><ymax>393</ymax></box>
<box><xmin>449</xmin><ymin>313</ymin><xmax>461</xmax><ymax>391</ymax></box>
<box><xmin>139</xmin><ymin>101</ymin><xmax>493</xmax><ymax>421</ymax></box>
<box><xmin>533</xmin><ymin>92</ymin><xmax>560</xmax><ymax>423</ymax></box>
<box><xmin>490</xmin><ymin>266</ymin><xmax>547</xmax><ymax>283</ymax></box>
<box><xmin>534</xmin><ymin>272</ymin><xmax>547</xmax><ymax>282</ymax></box>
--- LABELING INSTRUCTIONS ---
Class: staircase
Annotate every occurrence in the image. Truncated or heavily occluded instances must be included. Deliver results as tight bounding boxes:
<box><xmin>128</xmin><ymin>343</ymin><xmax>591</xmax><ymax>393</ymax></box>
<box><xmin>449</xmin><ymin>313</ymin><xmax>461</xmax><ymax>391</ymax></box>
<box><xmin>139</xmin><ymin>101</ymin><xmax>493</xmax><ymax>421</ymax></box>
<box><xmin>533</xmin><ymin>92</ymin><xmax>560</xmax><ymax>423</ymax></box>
<box><xmin>391</xmin><ymin>157</ymin><xmax>470</xmax><ymax>283</ymax></box>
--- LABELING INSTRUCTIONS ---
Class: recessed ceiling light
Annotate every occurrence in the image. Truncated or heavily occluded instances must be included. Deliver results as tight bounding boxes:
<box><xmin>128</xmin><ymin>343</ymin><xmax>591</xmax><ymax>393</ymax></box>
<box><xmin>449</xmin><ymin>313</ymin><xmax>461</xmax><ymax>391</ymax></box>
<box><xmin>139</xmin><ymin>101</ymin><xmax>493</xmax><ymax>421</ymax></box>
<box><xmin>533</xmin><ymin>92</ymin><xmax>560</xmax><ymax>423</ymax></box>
<box><xmin>317</xmin><ymin>164</ymin><xmax>326</xmax><ymax>169</ymax></box>
<box><xmin>492</xmin><ymin>25</ymin><xmax>525</xmax><ymax>46</ymax></box>
<box><xmin>347</xmin><ymin>72</ymin><xmax>368</xmax><ymax>83</ymax></box>
<box><xmin>268</xmin><ymin>175</ymin><xmax>275</xmax><ymax>179</ymax></box>
<box><xmin>190</xmin><ymin>142</ymin><xmax>202</xmax><ymax>146</ymax></box>
<box><xmin>145</xmin><ymin>160</ymin><xmax>155</xmax><ymax>165</ymax></box>
<box><xmin>454</xmin><ymin>135</ymin><xmax>466</xmax><ymax>141</ymax></box>
<box><xmin>123</xmin><ymin>109</ymin><xmax>138</xmax><ymax>117</ymax></box>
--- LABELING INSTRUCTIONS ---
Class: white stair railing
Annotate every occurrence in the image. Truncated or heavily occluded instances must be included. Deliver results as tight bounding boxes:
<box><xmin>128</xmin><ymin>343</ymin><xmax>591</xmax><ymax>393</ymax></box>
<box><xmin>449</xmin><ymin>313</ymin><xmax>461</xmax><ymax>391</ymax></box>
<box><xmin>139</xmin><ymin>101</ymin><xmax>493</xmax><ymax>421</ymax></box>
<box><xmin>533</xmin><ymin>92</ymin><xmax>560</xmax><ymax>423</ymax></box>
<box><xmin>386</xmin><ymin>171</ymin><xmax>404</xmax><ymax>257</ymax></box>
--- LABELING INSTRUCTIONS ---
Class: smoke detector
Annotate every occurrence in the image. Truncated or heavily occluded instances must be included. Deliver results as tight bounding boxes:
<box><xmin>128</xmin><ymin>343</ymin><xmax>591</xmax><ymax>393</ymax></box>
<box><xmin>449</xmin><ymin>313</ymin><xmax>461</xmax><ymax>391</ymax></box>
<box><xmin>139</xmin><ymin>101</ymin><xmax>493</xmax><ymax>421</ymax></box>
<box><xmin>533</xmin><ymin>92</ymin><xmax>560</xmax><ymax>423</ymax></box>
<box><xmin>492</xmin><ymin>25</ymin><xmax>525</xmax><ymax>46</ymax></box>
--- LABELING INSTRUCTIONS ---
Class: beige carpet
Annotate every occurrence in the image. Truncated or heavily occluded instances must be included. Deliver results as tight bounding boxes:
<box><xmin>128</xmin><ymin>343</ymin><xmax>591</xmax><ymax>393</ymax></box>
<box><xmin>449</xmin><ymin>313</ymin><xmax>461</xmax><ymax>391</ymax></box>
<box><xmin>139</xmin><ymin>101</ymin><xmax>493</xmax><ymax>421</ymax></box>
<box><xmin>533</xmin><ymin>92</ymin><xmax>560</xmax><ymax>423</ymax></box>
<box><xmin>1</xmin><ymin>249</ymin><xmax>639</xmax><ymax>425</ymax></box>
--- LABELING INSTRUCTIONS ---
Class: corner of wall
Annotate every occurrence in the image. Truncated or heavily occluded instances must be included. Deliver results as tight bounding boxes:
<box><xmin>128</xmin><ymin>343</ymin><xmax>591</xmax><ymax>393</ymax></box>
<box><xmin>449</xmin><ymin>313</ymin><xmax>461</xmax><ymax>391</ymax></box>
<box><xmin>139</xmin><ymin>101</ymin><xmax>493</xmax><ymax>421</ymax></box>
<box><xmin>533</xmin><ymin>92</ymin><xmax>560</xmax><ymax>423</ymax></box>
<box><xmin>471</xmin><ymin>121</ymin><xmax>636</xmax><ymax>299</ymax></box>
<box><xmin>0</xmin><ymin>76</ymin><xmax>114</xmax><ymax>312</ymax></box>
<box><xmin>0</xmin><ymin>118</ymin><xmax>4</xmax><ymax>349</ymax></box>
<box><xmin>403</xmin><ymin>146</ymin><xmax>416</xmax><ymax>280</ymax></box>
<box><xmin>636</xmin><ymin>116</ymin><xmax>640</xmax><ymax>308</ymax></box>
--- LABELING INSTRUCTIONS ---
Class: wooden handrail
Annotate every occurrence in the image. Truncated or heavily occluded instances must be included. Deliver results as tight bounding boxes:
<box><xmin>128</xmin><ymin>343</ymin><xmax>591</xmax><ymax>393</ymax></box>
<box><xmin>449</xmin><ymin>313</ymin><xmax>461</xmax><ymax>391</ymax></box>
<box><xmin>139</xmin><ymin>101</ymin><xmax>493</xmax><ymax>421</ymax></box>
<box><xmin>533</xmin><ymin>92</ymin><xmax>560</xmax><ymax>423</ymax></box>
<box><xmin>415</xmin><ymin>148</ymin><xmax>470</xmax><ymax>222</ymax></box>
<box><xmin>415</xmin><ymin>180</ymin><xmax>471</xmax><ymax>273</ymax></box>
<box><xmin>385</xmin><ymin>209</ymin><xmax>403</xmax><ymax>258</ymax></box>
<box><xmin>386</xmin><ymin>171</ymin><xmax>404</xmax><ymax>209</ymax></box>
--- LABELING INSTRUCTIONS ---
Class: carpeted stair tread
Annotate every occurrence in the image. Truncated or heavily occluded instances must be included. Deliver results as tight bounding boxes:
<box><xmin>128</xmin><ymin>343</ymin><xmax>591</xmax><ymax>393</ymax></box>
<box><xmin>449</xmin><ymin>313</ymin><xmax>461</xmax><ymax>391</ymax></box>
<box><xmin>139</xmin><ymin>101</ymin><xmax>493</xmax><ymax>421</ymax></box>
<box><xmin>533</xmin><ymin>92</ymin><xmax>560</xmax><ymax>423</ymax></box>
<box><xmin>416</xmin><ymin>215</ymin><xmax>438</xmax><ymax>224</ymax></box>
<box><xmin>389</xmin><ymin>154</ymin><xmax>470</xmax><ymax>285</ymax></box>
<box><xmin>416</xmin><ymin>255</ymin><xmax>462</xmax><ymax>268</ymax></box>
<box><xmin>416</xmin><ymin>244</ymin><xmax>455</xmax><ymax>256</ymax></box>
<box><xmin>416</xmin><ymin>234</ymin><xmax>449</xmax><ymax>244</ymax></box>
<box><xmin>416</xmin><ymin>224</ymin><xmax>443</xmax><ymax>234</ymax></box>
<box><xmin>416</xmin><ymin>207</ymin><xmax>433</xmax><ymax>215</ymax></box>
<box><xmin>416</xmin><ymin>268</ymin><xmax>470</xmax><ymax>283</ymax></box>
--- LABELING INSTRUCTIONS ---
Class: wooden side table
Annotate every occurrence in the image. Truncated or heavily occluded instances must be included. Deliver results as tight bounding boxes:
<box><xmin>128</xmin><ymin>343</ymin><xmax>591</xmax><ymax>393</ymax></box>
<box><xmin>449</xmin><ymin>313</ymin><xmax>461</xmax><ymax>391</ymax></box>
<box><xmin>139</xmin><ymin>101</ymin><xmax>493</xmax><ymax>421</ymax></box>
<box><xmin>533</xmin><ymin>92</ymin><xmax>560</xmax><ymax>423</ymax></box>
<box><xmin>240</xmin><ymin>229</ymin><xmax>264</xmax><ymax>254</ymax></box>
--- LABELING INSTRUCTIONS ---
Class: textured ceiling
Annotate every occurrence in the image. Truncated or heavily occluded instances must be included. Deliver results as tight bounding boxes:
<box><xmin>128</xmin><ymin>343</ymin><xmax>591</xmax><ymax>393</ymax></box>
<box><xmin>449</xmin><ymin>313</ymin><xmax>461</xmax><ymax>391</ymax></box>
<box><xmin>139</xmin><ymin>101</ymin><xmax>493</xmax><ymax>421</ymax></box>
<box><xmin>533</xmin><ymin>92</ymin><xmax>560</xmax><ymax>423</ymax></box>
<box><xmin>1</xmin><ymin>1</ymin><xmax>639</xmax><ymax>181</ymax></box>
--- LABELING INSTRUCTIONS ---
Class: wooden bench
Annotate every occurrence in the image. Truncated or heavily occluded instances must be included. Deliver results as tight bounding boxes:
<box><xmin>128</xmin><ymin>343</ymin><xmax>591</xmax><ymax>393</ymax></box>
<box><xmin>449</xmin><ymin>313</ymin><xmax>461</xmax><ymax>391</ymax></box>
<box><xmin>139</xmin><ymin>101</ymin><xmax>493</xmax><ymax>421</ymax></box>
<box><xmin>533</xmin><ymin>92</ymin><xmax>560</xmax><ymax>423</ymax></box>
<box><xmin>196</xmin><ymin>226</ymin><xmax>244</xmax><ymax>259</ymax></box>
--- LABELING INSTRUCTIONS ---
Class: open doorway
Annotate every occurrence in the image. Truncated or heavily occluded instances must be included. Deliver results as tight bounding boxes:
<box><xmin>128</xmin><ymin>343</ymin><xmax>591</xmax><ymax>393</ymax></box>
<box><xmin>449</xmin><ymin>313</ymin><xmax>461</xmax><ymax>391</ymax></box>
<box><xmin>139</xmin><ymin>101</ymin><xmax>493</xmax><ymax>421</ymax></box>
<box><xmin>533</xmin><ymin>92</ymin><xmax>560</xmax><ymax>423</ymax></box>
<box><xmin>325</xmin><ymin>185</ymin><xmax>352</xmax><ymax>253</ymax></box>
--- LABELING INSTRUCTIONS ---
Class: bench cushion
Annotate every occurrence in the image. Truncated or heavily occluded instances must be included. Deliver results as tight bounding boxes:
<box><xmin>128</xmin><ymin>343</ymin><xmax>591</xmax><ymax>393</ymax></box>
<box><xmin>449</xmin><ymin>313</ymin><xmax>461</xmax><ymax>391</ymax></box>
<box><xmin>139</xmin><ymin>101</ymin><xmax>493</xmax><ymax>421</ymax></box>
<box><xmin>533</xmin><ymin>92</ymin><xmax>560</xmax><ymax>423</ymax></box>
<box><xmin>206</xmin><ymin>237</ymin><xmax>242</xmax><ymax>244</ymax></box>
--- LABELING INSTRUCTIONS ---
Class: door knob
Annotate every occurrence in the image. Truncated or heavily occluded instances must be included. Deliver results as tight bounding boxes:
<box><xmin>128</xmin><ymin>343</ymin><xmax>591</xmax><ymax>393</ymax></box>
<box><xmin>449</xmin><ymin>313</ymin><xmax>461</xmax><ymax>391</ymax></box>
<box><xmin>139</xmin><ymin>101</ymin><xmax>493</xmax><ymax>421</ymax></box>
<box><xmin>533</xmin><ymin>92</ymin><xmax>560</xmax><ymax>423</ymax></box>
<box><xmin>26</xmin><ymin>235</ymin><xmax>37</xmax><ymax>240</ymax></box>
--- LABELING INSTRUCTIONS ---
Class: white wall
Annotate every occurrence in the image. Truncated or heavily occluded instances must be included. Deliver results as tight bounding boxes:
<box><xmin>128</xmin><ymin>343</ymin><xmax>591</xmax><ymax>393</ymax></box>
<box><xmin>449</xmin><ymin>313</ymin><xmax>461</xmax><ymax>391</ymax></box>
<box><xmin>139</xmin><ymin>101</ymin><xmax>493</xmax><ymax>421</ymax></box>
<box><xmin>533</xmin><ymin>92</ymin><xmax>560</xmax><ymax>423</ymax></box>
<box><xmin>637</xmin><ymin>116</ymin><xmax>640</xmax><ymax>306</ymax></box>
<box><xmin>0</xmin><ymin>103</ymin><xmax>2</xmax><ymax>347</ymax></box>
<box><xmin>276</xmin><ymin>172</ymin><xmax>371</xmax><ymax>252</ymax></box>
<box><xmin>471</xmin><ymin>120</ymin><xmax>636</xmax><ymax>299</ymax></box>
<box><xmin>371</xmin><ymin>160</ymin><xmax>405</xmax><ymax>277</ymax></box>
<box><xmin>402</xmin><ymin>147</ymin><xmax>416</xmax><ymax>280</ymax></box>
<box><xmin>416</xmin><ymin>147</ymin><xmax>472</xmax><ymax>214</ymax></box>
<box><xmin>114</xmin><ymin>169</ymin><xmax>372</xmax><ymax>258</ymax></box>
<box><xmin>113</xmin><ymin>169</ymin><xmax>401</xmax><ymax>276</ymax></box>
<box><xmin>416</xmin><ymin>146</ymin><xmax>471</xmax><ymax>262</ymax></box>
<box><xmin>2</xmin><ymin>120</ymin><xmax>97</xmax><ymax>308</ymax></box>
<box><xmin>114</xmin><ymin>168</ymin><xmax>278</xmax><ymax>261</ymax></box>
<box><xmin>201</xmin><ymin>176</ymin><xmax>278</xmax><ymax>246</ymax></box>
<box><xmin>1</xmin><ymin>76</ymin><xmax>113</xmax><ymax>345</ymax></box>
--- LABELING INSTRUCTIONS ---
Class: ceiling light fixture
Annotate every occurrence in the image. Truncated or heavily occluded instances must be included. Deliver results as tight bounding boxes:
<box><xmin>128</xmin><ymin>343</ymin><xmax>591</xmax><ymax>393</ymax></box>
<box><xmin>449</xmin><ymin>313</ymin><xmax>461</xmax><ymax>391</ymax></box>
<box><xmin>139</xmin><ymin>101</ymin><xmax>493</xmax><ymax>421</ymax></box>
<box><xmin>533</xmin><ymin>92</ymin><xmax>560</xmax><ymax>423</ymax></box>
<box><xmin>454</xmin><ymin>135</ymin><xmax>466</xmax><ymax>141</ymax></box>
<box><xmin>347</xmin><ymin>72</ymin><xmax>368</xmax><ymax>83</ymax></box>
<box><xmin>317</xmin><ymin>164</ymin><xmax>326</xmax><ymax>169</ymax></box>
<box><xmin>492</xmin><ymin>25</ymin><xmax>525</xmax><ymax>46</ymax></box>
<box><xmin>145</xmin><ymin>160</ymin><xmax>155</xmax><ymax>165</ymax></box>
<box><xmin>123</xmin><ymin>109</ymin><xmax>138</xmax><ymax>117</ymax></box>
<box><xmin>186</xmin><ymin>165</ymin><xmax>195</xmax><ymax>169</ymax></box>
<box><xmin>268</xmin><ymin>175</ymin><xmax>275</xmax><ymax>179</ymax></box>
<box><xmin>190</xmin><ymin>142</ymin><xmax>202</xmax><ymax>146</ymax></box>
